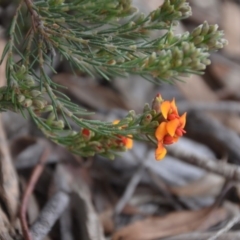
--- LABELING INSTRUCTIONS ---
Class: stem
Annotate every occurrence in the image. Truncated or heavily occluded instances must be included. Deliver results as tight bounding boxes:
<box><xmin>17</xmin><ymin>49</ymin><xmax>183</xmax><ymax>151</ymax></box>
<box><xmin>19</xmin><ymin>148</ymin><xmax>50</xmax><ymax>240</ymax></box>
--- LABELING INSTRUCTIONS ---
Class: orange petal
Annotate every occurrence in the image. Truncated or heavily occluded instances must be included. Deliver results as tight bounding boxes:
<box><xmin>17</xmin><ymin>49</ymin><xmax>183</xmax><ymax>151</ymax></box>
<box><xmin>172</xmin><ymin>136</ymin><xmax>179</xmax><ymax>143</ymax></box>
<box><xmin>113</xmin><ymin>120</ymin><xmax>120</xmax><ymax>125</ymax></box>
<box><xmin>155</xmin><ymin>122</ymin><xmax>168</xmax><ymax>141</ymax></box>
<box><xmin>126</xmin><ymin>136</ymin><xmax>133</xmax><ymax>149</ymax></box>
<box><xmin>180</xmin><ymin>112</ymin><xmax>187</xmax><ymax>128</ymax></box>
<box><xmin>155</xmin><ymin>142</ymin><xmax>167</xmax><ymax>160</ymax></box>
<box><xmin>171</xmin><ymin>98</ymin><xmax>179</xmax><ymax>115</ymax></box>
<box><xmin>166</xmin><ymin>119</ymin><xmax>179</xmax><ymax>136</ymax></box>
<box><xmin>160</xmin><ymin>101</ymin><xmax>171</xmax><ymax>119</ymax></box>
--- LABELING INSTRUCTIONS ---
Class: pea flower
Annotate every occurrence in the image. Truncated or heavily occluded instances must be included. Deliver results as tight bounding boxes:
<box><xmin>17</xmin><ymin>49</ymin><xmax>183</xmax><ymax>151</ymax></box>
<box><xmin>154</xmin><ymin>95</ymin><xmax>187</xmax><ymax>160</ymax></box>
<box><xmin>115</xmin><ymin>135</ymin><xmax>133</xmax><ymax>149</ymax></box>
<box><xmin>113</xmin><ymin>120</ymin><xmax>133</xmax><ymax>150</ymax></box>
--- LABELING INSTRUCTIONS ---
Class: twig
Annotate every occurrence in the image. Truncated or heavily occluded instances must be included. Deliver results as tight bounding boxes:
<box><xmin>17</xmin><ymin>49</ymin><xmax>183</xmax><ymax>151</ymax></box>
<box><xmin>0</xmin><ymin>38</ymin><xmax>19</xmax><ymax>222</ymax></box>
<box><xmin>163</xmin><ymin>231</ymin><xmax>240</xmax><ymax>240</ymax></box>
<box><xmin>59</xmin><ymin>206</ymin><xmax>74</xmax><ymax>240</ymax></box>
<box><xmin>168</xmin><ymin>146</ymin><xmax>240</xmax><ymax>182</ymax></box>
<box><xmin>30</xmin><ymin>191</ymin><xmax>70</xmax><ymax>240</ymax></box>
<box><xmin>145</xmin><ymin>168</ymin><xmax>183</xmax><ymax>210</ymax></box>
<box><xmin>207</xmin><ymin>214</ymin><xmax>240</xmax><ymax>240</ymax></box>
<box><xmin>178</xmin><ymin>101</ymin><xmax>240</xmax><ymax>114</ymax></box>
<box><xmin>114</xmin><ymin>157</ymin><xmax>149</xmax><ymax>215</ymax></box>
<box><xmin>20</xmin><ymin>148</ymin><xmax>50</xmax><ymax>240</ymax></box>
<box><xmin>23</xmin><ymin>0</ymin><xmax>41</xmax><ymax>30</ymax></box>
<box><xmin>54</xmin><ymin>165</ymin><xmax>73</xmax><ymax>240</ymax></box>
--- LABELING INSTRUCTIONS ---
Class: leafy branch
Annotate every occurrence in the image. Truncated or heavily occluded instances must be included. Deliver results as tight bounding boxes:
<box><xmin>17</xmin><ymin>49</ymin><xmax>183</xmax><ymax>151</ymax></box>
<box><xmin>0</xmin><ymin>0</ymin><xmax>227</xmax><ymax>159</ymax></box>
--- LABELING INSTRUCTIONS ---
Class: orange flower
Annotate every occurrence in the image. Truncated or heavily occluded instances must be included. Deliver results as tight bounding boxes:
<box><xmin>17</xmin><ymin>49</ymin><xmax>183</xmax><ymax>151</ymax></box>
<box><xmin>161</xmin><ymin>98</ymin><xmax>179</xmax><ymax>121</ymax></box>
<box><xmin>165</xmin><ymin>112</ymin><xmax>187</xmax><ymax>137</ymax></box>
<box><xmin>113</xmin><ymin>120</ymin><xmax>133</xmax><ymax>149</ymax></box>
<box><xmin>116</xmin><ymin>135</ymin><xmax>133</xmax><ymax>149</ymax></box>
<box><xmin>155</xmin><ymin>111</ymin><xmax>187</xmax><ymax>160</ymax></box>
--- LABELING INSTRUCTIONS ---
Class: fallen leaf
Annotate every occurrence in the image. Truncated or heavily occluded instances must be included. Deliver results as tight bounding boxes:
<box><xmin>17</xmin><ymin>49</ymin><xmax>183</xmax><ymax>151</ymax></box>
<box><xmin>169</xmin><ymin>173</ymin><xmax>224</xmax><ymax>198</ymax></box>
<box><xmin>112</xmin><ymin>207</ymin><xmax>229</xmax><ymax>240</ymax></box>
<box><xmin>0</xmin><ymin>37</ymin><xmax>19</xmax><ymax>222</ymax></box>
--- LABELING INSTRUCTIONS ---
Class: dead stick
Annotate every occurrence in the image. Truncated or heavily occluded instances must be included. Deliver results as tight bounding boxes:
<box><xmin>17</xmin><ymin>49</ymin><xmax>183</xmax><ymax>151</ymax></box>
<box><xmin>163</xmin><ymin>231</ymin><xmax>240</xmax><ymax>240</ymax></box>
<box><xmin>177</xmin><ymin>101</ymin><xmax>240</xmax><ymax>114</ymax></box>
<box><xmin>168</xmin><ymin>147</ymin><xmax>240</xmax><ymax>182</ymax></box>
<box><xmin>30</xmin><ymin>191</ymin><xmax>70</xmax><ymax>240</ymax></box>
<box><xmin>20</xmin><ymin>148</ymin><xmax>50</xmax><ymax>240</ymax></box>
<box><xmin>207</xmin><ymin>213</ymin><xmax>240</xmax><ymax>240</ymax></box>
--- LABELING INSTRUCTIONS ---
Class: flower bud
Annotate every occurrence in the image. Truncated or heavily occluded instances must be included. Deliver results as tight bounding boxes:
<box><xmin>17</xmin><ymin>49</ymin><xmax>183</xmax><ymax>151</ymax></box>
<box><xmin>166</xmin><ymin>31</ymin><xmax>174</xmax><ymax>43</ymax></box>
<box><xmin>193</xmin><ymin>36</ymin><xmax>204</xmax><ymax>45</ymax></box>
<box><xmin>52</xmin><ymin>120</ymin><xmax>64</xmax><ymax>129</ymax></box>
<box><xmin>143</xmin><ymin>103</ymin><xmax>151</xmax><ymax>113</ymax></box>
<box><xmin>42</xmin><ymin>105</ymin><xmax>54</xmax><ymax>112</ymax></box>
<box><xmin>208</xmin><ymin>24</ymin><xmax>219</xmax><ymax>34</ymax></box>
<box><xmin>128</xmin><ymin>110</ymin><xmax>136</xmax><ymax>118</ymax></box>
<box><xmin>22</xmin><ymin>99</ymin><xmax>32</xmax><ymax>108</ymax></box>
<box><xmin>152</xmin><ymin>93</ymin><xmax>164</xmax><ymax>114</ymax></box>
<box><xmin>191</xmin><ymin>25</ymin><xmax>202</xmax><ymax>37</ymax></box>
<box><xmin>30</xmin><ymin>90</ymin><xmax>42</xmax><ymax>98</ymax></box>
<box><xmin>201</xmin><ymin>58</ymin><xmax>211</xmax><ymax>65</ymax></box>
<box><xmin>89</xmin><ymin>141</ymin><xmax>103</xmax><ymax>151</ymax></box>
<box><xmin>18</xmin><ymin>65</ymin><xmax>26</xmax><ymax>75</ymax></box>
<box><xmin>107</xmin><ymin>59</ymin><xmax>116</xmax><ymax>65</ymax></box>
<box><xmin>47</xmin><ymin>112</ymin><xmax>56</xmax><ymax>121</ymax></box>
<box><xmin>17</xmin><ymin>94</ymin><xmax>25</xmax><ymax>103</ymax></box>
<box><xmin>148</xmin><ymin>52</ymin><xmax>157</xmax><ymax>65</ymax></box>
<box><xmin>183</xmin><ymin>57</ymin><xmax>192</xmax><ymax>65</ymax></box>
<box><xmin>148</xmin><ymin>121</ymin><xmax>159</xmax><ymax>128</ymax></box>
<box><xmin>24</xmin><ymin>75</ymin><xmax>35</xmax><ymax>86</ymax></box>
<box><xmin>81</xmin><ymin>128</ymin><xmax>92</xmax><ymax>141</ymax></box>
<box><xmin>140</xmin><ymin>113</ymin><xmax>152</xmax><ymax>126</ymax></box>
<box><xmin>201</xmin><ymin>21</ymin><xmax>209</xmax><ymax>35</ymax></box>
<box><xmin>33</xmin><ymin>99</ymin><xmax>45</xmax><ymax>109</ymax></box>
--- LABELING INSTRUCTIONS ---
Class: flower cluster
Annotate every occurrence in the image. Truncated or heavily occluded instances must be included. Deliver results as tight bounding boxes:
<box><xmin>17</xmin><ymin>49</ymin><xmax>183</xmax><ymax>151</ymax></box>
<box><xmin>78</xmin><ymin>119</ymin><xmax>133</xmax><ymax>159</ymax></box>
<box><xmin>152</xmin><ymin>94</ymin><xmax>186</xmax><ymax>160</ymax></box>
<box><xmin>112</xmin><ymin>120</ymin><xmax>133</xmax><ymax>150</ymax></box>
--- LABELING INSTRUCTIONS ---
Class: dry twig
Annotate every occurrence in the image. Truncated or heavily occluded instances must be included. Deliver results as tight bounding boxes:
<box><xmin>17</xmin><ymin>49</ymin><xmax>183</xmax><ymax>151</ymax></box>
<box><xmin>20</xmin><ymin>148</ymin><xmax>50</xmax><ymax>240</ymax></box>
<box><xmin>168</xmin><ymin>146</ymin><xmax>240</xmax><ymax>182</ymax></box>
<box><xmin>114</xmin><ymin>158</ymin><xmax>148</xmax><ymax>215</ymax></box>
<box><xmin>30</xmin><ymin>191</ymin><xmax>70</xmax><ymax>240</ymax></box>
<box><xmin>178</xmin><ymin>101</ymin><xmax>240</xmax><ymax>114</ymax></box>
<box><xmin>163</xmin><ymin>231</ymin><xmax>240</xmax><ymax>240</ymax></box>
<box><xmin>207</xmin><ymin>213</ymin><xmax>240</xmax><ymax>240</ymax></box>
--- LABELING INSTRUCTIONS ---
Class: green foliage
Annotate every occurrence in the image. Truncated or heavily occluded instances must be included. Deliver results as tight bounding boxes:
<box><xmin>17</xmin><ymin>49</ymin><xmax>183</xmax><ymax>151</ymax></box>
<box><xmin>0</xmin><ymin>0</ymin><xmax>227</xmax><ymax>159</ymax></box>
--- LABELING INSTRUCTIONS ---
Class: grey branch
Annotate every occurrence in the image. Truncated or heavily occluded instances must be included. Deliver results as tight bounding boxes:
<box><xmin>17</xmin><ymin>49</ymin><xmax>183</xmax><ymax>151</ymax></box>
<box><xmin>168</xmin><ymin>147</ymin><xmax>240</xmax><ymax>182</ymax></box>
<box><xmin>207</xmin><ymin>213</ymin><xmax>240</xmax><ymax>240</ymax></box>
<box><xmin>178</xmin><ymin>101</ymin><xmax>240</xmax><ymax>114</ymax></box>
<box><xmin>30</xmin><ymin>191</ymin><xmax>70</xmax><ymax>240</ymax></box>
<box><xmin>163</xmin><ymin>231</ymin><xmax>240</xmax><ymax>240</ymax></box>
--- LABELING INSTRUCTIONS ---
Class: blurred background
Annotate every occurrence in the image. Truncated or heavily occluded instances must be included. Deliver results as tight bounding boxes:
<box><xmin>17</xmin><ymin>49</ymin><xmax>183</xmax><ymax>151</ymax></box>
<box><xmin>1</xmin><ymin>0</ymin><xmax>240</xmax><ymax>239</ymax></box>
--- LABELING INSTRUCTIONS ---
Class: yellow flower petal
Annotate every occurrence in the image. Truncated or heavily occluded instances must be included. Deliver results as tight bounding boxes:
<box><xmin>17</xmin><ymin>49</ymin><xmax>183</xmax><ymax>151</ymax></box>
<box><xmin>155</xmin><ymin>122</ymin><xmax>168</xmax><ymax>141</ymax></box>
<box><xmin>113</xmin><ymin>120</ymin><xmax>120</xmax><ymax>125</ymax></box>
<box><xmin>180</xmin><ymin>112</ymin><xmax>187</xmax><ymax>128</ymax></box>
<box><xmin>160</xmin><ymin>101</ymin><xmax>171</xmax><ymax>119</ymax></box>
<box><xmin>166</xmin><ymin>119</ymin><xmax>179</xmax><ymax>136</ymax></box>
<box><xmin>126</xmin><ymin>135</ymin><xmax>133</xmax><ymax>149</ymax></box>
<box><xmin>155</xmin><ymin>142</ymin><xmax>167</xmax><ymax>160</ymax></box>
<box><xmin>171</xmin><ymin>98</ymin><xmax>178</xmax><ymax>115</ymax></box>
